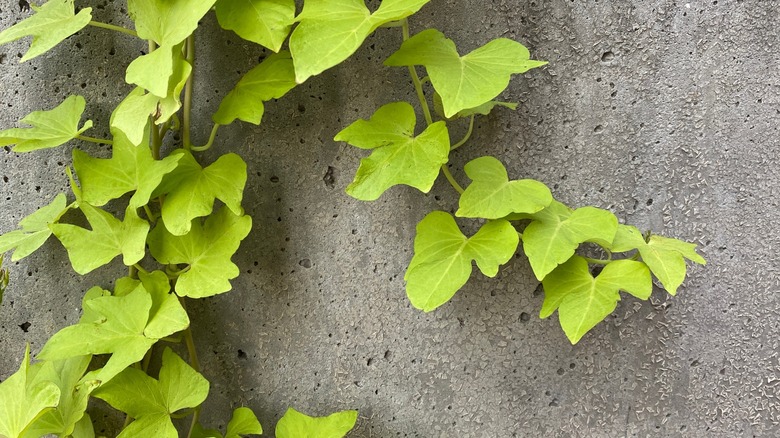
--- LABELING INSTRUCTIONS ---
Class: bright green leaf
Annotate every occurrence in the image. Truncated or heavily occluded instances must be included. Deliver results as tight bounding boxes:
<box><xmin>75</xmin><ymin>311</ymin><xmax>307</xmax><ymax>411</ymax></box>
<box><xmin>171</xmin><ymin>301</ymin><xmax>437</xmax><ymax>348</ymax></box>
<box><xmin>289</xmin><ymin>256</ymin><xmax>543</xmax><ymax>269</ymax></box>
<box><xmin>125</xmin><ymin>44</ymin><xmax>177</xmax><ymax>98</ymax></box>
<box><xmin>37</xmin><ymin>287</ymin><xmax>156</xmax><ymax>384</ymax></box>
<box><xmin>213</xmin><ymin>51</ymin><xmax>297</xmax><ymax>125</ymax></box>
<box><xmin>154</xmin><ymin>150</ymin><xmax>247</xmax><ymax>236</ymax></box>
<box><xmin>0</xmin><ymin>194</ymin><xmax>69</xmax><ymax>261</ymax></box>
<box><xmin>93</xmin><ymin>348</ymin><xmax>209</xmax><ymax>438</ymax></box>
<box><xmin>0</xmin><ymin>95</ymin><xmax>92</xmax><ymax>152</ymax></box>
<box><xmin>226</xmin><ymin>407</ymin><xmax>263</xmax><ymax>438</ymax></box>
<box><xmin>70</xmin><ymin>413</ymin><xmax>94</xmax><ymax>438</ymax></box>
<box><xmin>0</xmin><ymin>346</ymin><xmax>60</xmax><ymax>438</ymax></box>
<box><xmin>275</xmin><ymin>407</ymin><xmax>357</xmax><ymax>438</ymax></box>
<box><xmin>521</xmin><ymin>201</ymin><xmax>618</xmax><ymax>281</ymax></box>
<box><xmin>138</xmin><ymin>270</ymin><xmax>190</xmax><ymax>339</ymax></box>
<box><xmin>73</xmin><ymin>129</ymin><xmax>181</xmax><ymax>209</ymax></box>
<box><xmin>191</xmin><ymin>423</ymin><xmax>223</xmax><ymax>438</ymax></box>
<box><xmin>128</xmin><ymin>0</ymin><xmax>216</xmax><ymax>46</ymax></box>
<box><xmin>335</xmin><ymin>102</ymin><xmax>449</xmax><ymax>201</ymax></box>
<box><xmin>456</xmin><ymin>156</ymin><xmax>552</xmax><ymax>219</ymax></box>
<box><xmin>110</xmin><ymin>88</ymin><xmax>159</xmax><ymax>146</ymax></box>
<box><xmin>385</xmin><ymin>29</ymin><xmax>546</xmax><ymax>117</ymax></box>
<box><xmin>289</xmin><ymin>0</ymin><xmax>430</xmax><ymax>83</ymax></box>
<box><xmin>0</xmin><ymin>0</ymin><xmax>91</xmax><ymax>62</ymax></box>
<box><xmin>404</xmin><ymin>211</ymin><xmax>519</xmax><ymax>312</ymax></box>
<box><xmin>610</xmin><ymin>225</ymin><xmax>705</xmax><ymax>294</ymax></box>
<box><xmin>157</xmin><ymin>50</ymin><xmax>192</xmax><ymax>123</ymax></box>
<box><xmin>148</xmin><ymin>207</ymin><xmax>252</xmax><ymax>298</ymax></box>
<box><xmin>541</xmin><ymin>256</ymin><xmax>652</xmax><ymax>344</ymax></box>
<box><xmin>215</xmin><ymin>0</ymin><xmax>295</xmax><ymax>52</ymax></box>
<box><xmin>51</xmin><ymin>205</ymin><xmax>149</xmax><ymax>275</ymax></box>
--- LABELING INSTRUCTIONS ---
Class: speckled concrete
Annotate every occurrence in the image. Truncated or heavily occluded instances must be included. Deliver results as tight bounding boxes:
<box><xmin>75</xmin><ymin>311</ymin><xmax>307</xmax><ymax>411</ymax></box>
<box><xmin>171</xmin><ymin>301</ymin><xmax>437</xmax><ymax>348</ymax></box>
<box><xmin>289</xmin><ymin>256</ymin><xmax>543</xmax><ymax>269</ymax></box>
<box><xmin>1</xmin><ymin>0</ymin><xmax>779</xmax><ymax>436</ymax></box>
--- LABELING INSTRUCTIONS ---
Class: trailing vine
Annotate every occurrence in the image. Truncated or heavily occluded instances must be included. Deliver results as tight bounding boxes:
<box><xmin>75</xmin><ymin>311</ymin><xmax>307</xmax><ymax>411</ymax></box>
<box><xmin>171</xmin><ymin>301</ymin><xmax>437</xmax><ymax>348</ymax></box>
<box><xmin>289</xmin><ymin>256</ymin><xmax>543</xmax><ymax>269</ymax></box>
<box><xmin>0</xmin><ymin>0</ymin><xmax>704</xmax><ymax>437</ymax></box>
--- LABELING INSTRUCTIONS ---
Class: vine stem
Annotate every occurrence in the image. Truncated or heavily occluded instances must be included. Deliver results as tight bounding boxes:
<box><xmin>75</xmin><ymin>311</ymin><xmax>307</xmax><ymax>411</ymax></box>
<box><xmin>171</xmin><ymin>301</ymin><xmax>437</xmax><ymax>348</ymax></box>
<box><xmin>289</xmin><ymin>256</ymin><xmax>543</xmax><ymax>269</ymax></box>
<box><xmin>583</xmin><ymin>257</ymin><xmax>611</xmax><ymax>265</ymax></box>
<box><xmin>88</xmin><ymin>20</ymin><xmax>138</xmax><ymax>38</ymax></box>
<box><xmin>450</xmin><ymin>115</ymin><xmax>474</xmax><ymax>151</ymax></box>
<box><xmin>180</xmin><ymin>295</ymin><xmax>202</xmax><ymax>438</ymax></box>
<box><xmin>76</xmin><ymin>135</ymin><xmax>112</xmax><ymax>145</ymax></box>
<box><xmin>191</xmin><ymin>124</ymin><xmax>220</xmax><ymax>152</ymax></box>
<box><xmin>182</xmin><ymin>34</ymin><xmax>195</xmax><ymax>151</ymax></box>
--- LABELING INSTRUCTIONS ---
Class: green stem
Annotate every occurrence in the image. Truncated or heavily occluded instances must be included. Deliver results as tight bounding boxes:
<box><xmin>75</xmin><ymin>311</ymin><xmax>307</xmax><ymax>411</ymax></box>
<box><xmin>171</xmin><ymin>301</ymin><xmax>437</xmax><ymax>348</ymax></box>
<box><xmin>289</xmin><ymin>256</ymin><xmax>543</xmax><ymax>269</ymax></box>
<box><xmin>143</xmin><ymin>204</ymin><xmax>156</xmax><ymax>222</ymax></box>
<box><xmin>401</xmin><ymin>19</ymin><xmax>433</xmax><ymax>126</ymax></box>
<box><xmin>88</xmin><ymin>20</ymin><xmax>138</xmax><ymax>38</ymax></box>
<box><xmin>583</xmin><ymin>257</ymin><xmax>612</xmax><ymax>265</ymax></box>
<box><xmin>191</xmin><ymin>124</ymin><xmax>220</xmax><ymax>152</ymax></box>
<box><xmin>441</xmin><ymin>165</ymin><xmax>464</xmax><ymax>194</ymax></box>
<box><xmin>450</xmin><ymin>115</ymin><xmax>474</xmax><ymax>151</ymax></box>
<box><xmin>76</xmin><ymin>135</ymin><xmax>112</xmax><ymax>145</ymax></box>
<box><xmin>380</xmin><ymin>20</ymin><xmax>405</xmax><ymax>28</ymax></box>
<box><xmin>133</xmin><ymin>263</ymin><xmax>149</xmax><ymax>275</ymax></box>
<box><xmin>180</xmin><ymin>295</ymin><xmax>202</xmax><ymax>438</ymax></box>
<box><xmin>182</xmin><ymin>34</ymin><xmax>195</xmax><ymax>151</ymax></box>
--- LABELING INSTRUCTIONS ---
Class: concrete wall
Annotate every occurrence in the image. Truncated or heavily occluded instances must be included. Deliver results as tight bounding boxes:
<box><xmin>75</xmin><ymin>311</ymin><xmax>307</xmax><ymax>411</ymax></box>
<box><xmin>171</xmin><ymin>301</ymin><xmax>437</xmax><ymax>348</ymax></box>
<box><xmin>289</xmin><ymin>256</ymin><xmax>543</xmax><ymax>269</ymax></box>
<box><xmin>1</xmin><ymin>0</ymin><xmax>779</xmax><ymax>436</ymax></box>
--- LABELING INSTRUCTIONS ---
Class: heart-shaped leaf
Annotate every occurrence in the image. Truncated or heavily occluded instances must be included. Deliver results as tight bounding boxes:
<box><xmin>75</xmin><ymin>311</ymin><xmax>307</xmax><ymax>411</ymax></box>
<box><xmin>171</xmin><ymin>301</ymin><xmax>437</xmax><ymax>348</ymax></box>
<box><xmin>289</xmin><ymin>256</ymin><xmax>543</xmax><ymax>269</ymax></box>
<box><xmin>215</xmin><ymin>0</ymin><xmax>295</xmax><ymax>52</ymax></box>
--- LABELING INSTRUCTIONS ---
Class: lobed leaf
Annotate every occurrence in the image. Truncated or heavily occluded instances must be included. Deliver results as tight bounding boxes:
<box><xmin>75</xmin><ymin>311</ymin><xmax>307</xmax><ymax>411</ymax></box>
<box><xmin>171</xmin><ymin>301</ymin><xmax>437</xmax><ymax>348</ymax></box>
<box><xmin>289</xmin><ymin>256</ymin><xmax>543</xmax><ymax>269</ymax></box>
<box><xmin>0</xmin><ymin>95</ymin><xmax>92</xmax><ymax>152</ymax></box>
<box><xmin>128</xmin><ymin>0</ymin><xmax>216</xmax><ymax>46</ymax></box>
<box><xmin>215</xmin><ymin>0</ymin><xmax>295</xmax><ymax>52</ymax></box>
<box><xmin>335</xmin><ymin>102</ymin><xmax>450</xmax><ymax>201</ymax></box>
<box><xmin>0</xmin><ymin>193</ymin><xmax>69</xmax><ymax>261</ymax></box>
<box><xmin>405</xmin><ymin>211</ymin><xmax>519</xmax><ymax>312</ymax></box>
<box><xmin>0</xmin><ymin>0</ymin><xmax>91</xmax><ymax>62</ymax></box>
<box><xmin>153</xmin><ymin>150</ymin><xmax>247</xmax><ymax>236</ymax></box>
<box><xmin>110</xmin><ymin>88</ymin><xmax>160</xmax><ymax>146</ymax></box>
<box><xmin>456</xmin><ymin>156</ymin><xmax>552</xmax><ymax>219</ymax></box>
<box><xmin>148</xmin><ymin>207</ymin><xmax>252</xmax><ymax>298</ymax></box>
<box><xmin>521</xmin><ymin>200</ymin><xmax>618</xmax><ymax>281</ymax></box>
<box><xmin>0</xmin><ymin>346</ymin><xmax>60</xmax><ymax>438</ymax></box>
<box><xmin>385</xmin><ymin>29</ymin><xmax>546</xmax><ymax>117</ymax></box>
<box><xmin>541</xmin><ymin>256</ymin><xmax>652</xmax><ymax>344</ymax></box>
<box><xmin>289</xmin><ymin>0</ymin><xmax>430</xmax><ymax>83</ymax></box>
<box><xmin>213</xmin><ymin>51</ymin><xmax>297</xmax><ymax>125</ymax></box>
<box><xmin>275</xmin><ymin>407</ymin><xmax>357</xmax><ymax>438</ymax></box>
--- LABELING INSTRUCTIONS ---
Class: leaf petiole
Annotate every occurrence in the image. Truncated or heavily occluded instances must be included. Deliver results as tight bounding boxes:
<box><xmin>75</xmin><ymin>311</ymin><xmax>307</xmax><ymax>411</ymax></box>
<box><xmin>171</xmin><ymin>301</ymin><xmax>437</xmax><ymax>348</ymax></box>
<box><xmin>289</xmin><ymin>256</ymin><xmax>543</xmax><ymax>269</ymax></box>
<box><xmin>441</xmin><ymin>165</ymin><xmax>464</xmax><ymax>194</ymax></box>
<box><xmin>450</xmin><ymin>115</ymin><xmax>474</xmax><ymax>151</ymax></box>
<box><xmin>190</xmin><ymin>124</ymin><xmax>220</xmax><ymax>152</ymax></box>
<box><xmin>87</xmin><ymin>20</ymin><xmax>138</xmax><ymax>38</ymax></box>
<box><xmin>182</xmin><ymin>34</ymin><xmax>195</xmax><ymax>151</ymax></box>
<box><xmin>76</xmin><ymin>134</ymin><xmax>112</xmax><ymax>145</ymax></box>
<box><xmin>401</xmin><ymin>19</ymin><xmax>433</xmax><ymax>126</ymax></box>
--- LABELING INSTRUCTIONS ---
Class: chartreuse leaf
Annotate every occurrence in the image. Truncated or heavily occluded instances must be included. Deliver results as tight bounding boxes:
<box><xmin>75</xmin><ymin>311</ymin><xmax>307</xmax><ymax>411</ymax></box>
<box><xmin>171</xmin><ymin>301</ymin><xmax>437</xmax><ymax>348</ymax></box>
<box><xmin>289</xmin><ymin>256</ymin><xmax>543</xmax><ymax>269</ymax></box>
<box><xmin>93</xmin><ymin>348</ymin><xmax>209</xmax><ymax>438</ymax></box>
<box><xmin>215</xmin><ymin>0</ymin><xmax>295</xmax><ymax>52</ymax></box>
<box><xmin>154</xmin><ymin>150</ymin><xmax>247</xmax><ymax>236</ymax></box>
<box><xmin>404</xmin><ymin>211</ymin><xmax>519</xmax><ymax>312</ymax></box>
<box><xmin>125</xmin><ymin>43</ymin><xmax>180</xmax><ymax>98</ymax></box>
<box><xmin>25</xmin><ymin>356</ymin><xmax>98</xmax><ymax>438</ymax></box>
<box><xmin>213</xmin><ymin>51</ymin><xmax>297</xmax><ymax>125</ymax></box>
<box><xmin>128</xmin><ymin>0</ymin><xmax>216</xmax><ymax>46</ymax></box>
<box><xmin>51</xmin><ymin>205</ymin><xmax>149</xmax><ymax>275</ymax></box>
<box><xmin>385</xmin><ymin>29</ymin><xmax>546</xmax><ymax>117</ymax></box>
<box><xmin>521</xmin><ymin>201</ymin><xmax>618</xmax><ymax>281</ymax></box>
<box><xmin>0</xmin><ymin>346</ymin><xmax>60</xmax><ymax>438</ymax></box>
<box><xmin>0</xmin><ymin>193</ymin><xmax>69</xmax><ymax>261</ymax></box>
<box><xmin>110</xmin><ymin>88</ymin><xmax>159</xmax><ymax>146</ymax></box>
<box><xmin>541</xmin><ymin>256</ymin><xmax>652</xmax><ymax>344</ymax></box>
<box><xmin>226</xmin><ymin>407</ymin><xmax>263</xmax><ymax>438</ymax></box>
<box><xmin>611</xmin><ymin>225</ymin><xmax>705</xmax><ymax>294</ymax></box>
<box><xmin>456</xmin><ymin>156</ymin><xmax>552</xmax><ymax>219</ymax></box>
<box><xmin>0</xmin><ymin>95</ymin><xmax>92</xmax><ymax>152</ymax></box>
<box><xmin>0</xmin><ymin>0</ymin><xmax>91</xmax><ymax>62</ymax></box>
<box><xmin>275</xmin><ymin>408</ymin><xmax>357</xmax><ymax>438</ymax></box>
<box><xmin>138</xmin><ymin>271</ymin><xmax>190</xmax><ymax>339</ymax></box>
<box><xmin>73</xmin><ymin>129</ymin><xmax>181</xmax><ymax>209</ymax></box>
<box><xmin>289</xmin><ymin>0</ymin><xmax>430</xmax><ymax>83</ymax></box>
<box><xmin>335</xmin><ymin>102</ymin><xmax>450</xmax><ymax>201</ymax></box>
<box><xmin>148</xmin><ymin>207</ymin><xmax>252</xmax><ymax>298</ymax></box>
<box><xmin>71</xmin><ymin>413</ymin><xmax>94</xmax><ymax>438</ymax></box>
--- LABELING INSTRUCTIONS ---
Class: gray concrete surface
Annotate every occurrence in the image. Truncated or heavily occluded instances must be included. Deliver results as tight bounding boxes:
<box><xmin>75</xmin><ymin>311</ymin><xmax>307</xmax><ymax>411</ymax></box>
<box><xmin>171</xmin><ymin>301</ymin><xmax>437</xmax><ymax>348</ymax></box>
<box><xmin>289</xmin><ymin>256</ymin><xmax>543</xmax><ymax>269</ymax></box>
<box><xmin>1</xmin><ymin>0</ymin><xmax>779</xmax><ymax>436</ymax></box>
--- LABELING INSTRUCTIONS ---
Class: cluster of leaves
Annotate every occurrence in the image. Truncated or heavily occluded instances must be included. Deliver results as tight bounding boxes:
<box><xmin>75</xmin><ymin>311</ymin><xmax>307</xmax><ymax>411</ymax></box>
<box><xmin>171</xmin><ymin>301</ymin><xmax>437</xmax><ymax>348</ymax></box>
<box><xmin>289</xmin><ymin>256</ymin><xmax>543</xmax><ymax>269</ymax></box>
<box><xmin>0</xmin><ymin>0</ymin><xmax>706</xmax><ymax>436</ymax></box>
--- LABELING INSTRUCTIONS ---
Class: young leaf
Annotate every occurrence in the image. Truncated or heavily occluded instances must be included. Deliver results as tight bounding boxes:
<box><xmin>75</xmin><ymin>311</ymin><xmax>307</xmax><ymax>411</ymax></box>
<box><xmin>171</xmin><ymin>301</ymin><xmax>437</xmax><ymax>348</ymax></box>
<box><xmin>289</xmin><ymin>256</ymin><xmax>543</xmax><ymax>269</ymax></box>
<box><xmin>275</xmin><ymin>407</ymin><xmax>357</xmax><ymax>438</ymax></box>
<box><xmin>385</xmin><ymin>29</ymin><xmax>546</xmax><ymax>117</ymax></box>
<box><xmin>73</xmin><ymin>129</ymin><xmax>181</xmax><ymax>209</ymax></box>
<box><xmin>0</xmin><ymin>346</ymin><xmax>60</xmax><ymax>438</ymax></box>
<box><xmin>128</xmin><ymin>0</ymin><xmax>216</xmax><ymax>46</ymax></box>
<box><xmin>148</xmin><ymin>207</ymin><xmax>252</xmax><ymax>298</ymax></box>
<box><xmin>92</xmin><ymin>348</ymin><xmax>209</xmax><ymax>438</ymax></box>
<box><xmin>456</xmin><ymin>156</ymin><xmax>552</xmax><ymax>219</ymax></box>
<box><xmin>335</xmin><ymin>102</ymin><xmax>450</xmax><ymax>201</ymax></box>
<box><xmin>125</xmin><ymin>43</ymin><xmax>178</xmax><ymax>98</ymax></box>
<box><xmin>51</xmin><ymin>205</ymin><xmax>149</xmax><ymax>275</ymax></box>
<box><xmin>213</xmin><ymin>51</ymin><xmax>297</xmax><ymax>125</ymax></box>
<box><xmin>611</xmin><ymin>225</ymin><xmax>705</xmax><ymax>294</ymax></box>
<box><xmin>24</xmin><ymin>356</ymin><xmax>98</xmax><ymax>438</ymax></box>
<box><xmin>0</xmin><ymin>0</ymin><xmax>92</xmax><ymax>62</ymax></box>
<box><xmin>139</xmin><ymin>271</ymin><xmax>190</xmax><ymax>339</ymax></box>
<box><xmin>154</xmin><ymin>150</ymin><xmax>247</xmax><ymax>236</ymax></box>
<box><xmin>0</xmin><ymin>95</ymin><xmax>93</xmax><ymax>152</ymax></box>
<box><xmin>110</xmin><ymin>88</ymin><xmax>159</xmax><ymax>146</ymax></box>
<box><xmin>289</xmin><ymin>0</ymin><xmax>430</xmax><ymax>83</ymax></box>
<box><xmin>0</xmin><ymin>193</ymin><xmax>69</xmax><ymax>261</ymax></box>
<box><xmin>37</xmin><ymin>287</ymin><xmax>163</xmax><ymax>383</ymax></box>
<box><xmin>157</xmin><ymin>50</ymin><xmax>193</xmax><ymax>123</ymax></box>
<box><xmin>541</xmin><ymin>256</ymin><xmax>652</xmax><ymax>344</ymax></box>
<box><xmin>405</xmin><ymin>211</ymin><xmax>519</xmax><ymax>312</ymax></box>
<box><xmin>226</xmin><ymin>407</ymin><xmax>263</xmax><ymax>438</ymax></box>
<box><xmin>215</xmin><ymin>0</ymin><xmax>295</xmax><ymax>52</ymax></box>
<box><xmin>521</xmin><ymin>200</ymin><xmax>618</xmax><ymax>281</ymax></box>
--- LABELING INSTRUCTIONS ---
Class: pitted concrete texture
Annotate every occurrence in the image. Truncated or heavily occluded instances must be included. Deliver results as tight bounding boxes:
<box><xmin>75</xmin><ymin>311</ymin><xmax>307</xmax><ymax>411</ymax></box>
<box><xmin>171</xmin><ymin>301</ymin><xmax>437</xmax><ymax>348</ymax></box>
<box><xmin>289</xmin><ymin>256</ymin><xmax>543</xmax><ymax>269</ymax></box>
<box><xmin>1</xmin><ymin>0</ymin><xmax>779</xmax><ymax>436</ymax></box>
